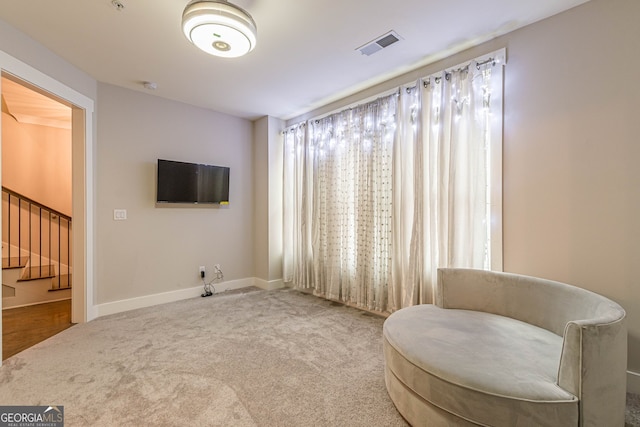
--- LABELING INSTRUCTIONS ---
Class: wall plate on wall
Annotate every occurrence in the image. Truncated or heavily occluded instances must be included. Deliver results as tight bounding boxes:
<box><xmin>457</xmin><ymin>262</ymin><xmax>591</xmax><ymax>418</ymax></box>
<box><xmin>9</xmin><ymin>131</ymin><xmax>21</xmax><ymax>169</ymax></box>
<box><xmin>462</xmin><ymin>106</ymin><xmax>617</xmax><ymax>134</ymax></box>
<box><xmin>113</xmin><ymin>209</ymin><xmax>127</xmax><ymax>220</ymax></box>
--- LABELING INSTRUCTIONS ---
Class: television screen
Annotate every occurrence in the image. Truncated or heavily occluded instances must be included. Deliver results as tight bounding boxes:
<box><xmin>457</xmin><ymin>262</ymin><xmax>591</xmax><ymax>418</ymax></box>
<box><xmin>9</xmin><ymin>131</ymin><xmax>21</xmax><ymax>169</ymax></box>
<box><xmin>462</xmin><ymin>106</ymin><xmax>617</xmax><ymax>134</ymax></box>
<box><xmin>157</xmin><ymin>159</ymin><xmax>229</xmax><ymax>204</ymax></box>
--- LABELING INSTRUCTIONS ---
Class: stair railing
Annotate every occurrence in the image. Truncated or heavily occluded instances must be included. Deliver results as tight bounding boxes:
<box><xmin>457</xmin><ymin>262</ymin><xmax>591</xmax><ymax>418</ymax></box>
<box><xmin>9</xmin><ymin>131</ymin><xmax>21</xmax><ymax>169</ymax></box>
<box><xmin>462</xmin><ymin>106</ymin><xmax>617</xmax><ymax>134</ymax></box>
<box><xmin>2</xmin><ymin>186</ymin><xmax>72</xmax><ymax>290</ymax></box>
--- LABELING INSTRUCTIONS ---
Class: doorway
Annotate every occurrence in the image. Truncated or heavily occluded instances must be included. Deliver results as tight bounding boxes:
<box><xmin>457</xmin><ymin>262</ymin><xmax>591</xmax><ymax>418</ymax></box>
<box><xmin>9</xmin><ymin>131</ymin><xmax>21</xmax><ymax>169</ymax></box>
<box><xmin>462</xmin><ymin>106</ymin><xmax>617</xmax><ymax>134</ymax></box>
<box><xmin>0</xmin><ymin>51</ymin><xmax>95</xmax><ymax>364</ymax></box>
<box><xmin>1</xmin><ymin>74</ymin><xmax>73</xmax><ymax>359</ymax></box>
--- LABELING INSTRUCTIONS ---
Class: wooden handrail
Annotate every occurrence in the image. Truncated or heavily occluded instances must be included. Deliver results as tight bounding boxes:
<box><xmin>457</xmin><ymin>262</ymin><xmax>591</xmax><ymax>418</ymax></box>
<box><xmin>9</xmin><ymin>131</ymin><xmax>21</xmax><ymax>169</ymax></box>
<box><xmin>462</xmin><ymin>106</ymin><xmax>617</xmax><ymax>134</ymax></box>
<box><xmin>2</xmin><ymin>186</ymin><xmax>71</xmax><ymax>222</ymax></box>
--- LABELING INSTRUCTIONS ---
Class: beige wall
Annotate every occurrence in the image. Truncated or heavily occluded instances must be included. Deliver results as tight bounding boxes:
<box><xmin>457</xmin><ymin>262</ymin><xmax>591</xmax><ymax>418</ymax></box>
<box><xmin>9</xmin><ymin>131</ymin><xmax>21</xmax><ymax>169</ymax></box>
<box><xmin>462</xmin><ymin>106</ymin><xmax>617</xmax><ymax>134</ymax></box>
<box><xmin>502</xmin><ymin>0</ymin><xmax>640</xmax><ymax>376</ymax></box>
<box><xmin>0</xmin><ymin>21</ymin><xmax>96</xmax><ymax>101</ymax></box>
<box><xmin>287</xmin><ymin>0</ymin><xmax>640</xmax><ymax>376</ymax></box>
<box><xmin>267</xmin><ymin>117</ymin><xmax>284</xmax><ymax>283</ymax></box>
<box><xmin>1</xmin><ymin>111</ymin><xmax>72</xmax><ymax>216</ymax></box>
<box><xmin>253</xmin><ymin>117</ymin><xmax>269</xmax><ymax>281</ymax></box>
<box><xmin>96</xmin><ymin>83</ymin><xmax>254</xmax><ymax>304</ymax></box>
<box><xmin>253</xmin><ymin>116</ymin><xmax>284</xmax><ymax>286</ymax></box>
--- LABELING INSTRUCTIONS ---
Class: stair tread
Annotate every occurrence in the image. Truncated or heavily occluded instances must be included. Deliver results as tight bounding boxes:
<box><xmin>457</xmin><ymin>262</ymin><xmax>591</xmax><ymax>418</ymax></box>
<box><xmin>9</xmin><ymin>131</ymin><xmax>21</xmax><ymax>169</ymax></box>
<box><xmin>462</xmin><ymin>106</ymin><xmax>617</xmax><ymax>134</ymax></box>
<box><xmin>18</xmin><ymin>265</ymin><xmax>56</xmax><ymax>281</ymax></box>
<box><xmin>2</xmin><ymin>257</ymin><xmax>29</xmax><ymax>269</ymax></box>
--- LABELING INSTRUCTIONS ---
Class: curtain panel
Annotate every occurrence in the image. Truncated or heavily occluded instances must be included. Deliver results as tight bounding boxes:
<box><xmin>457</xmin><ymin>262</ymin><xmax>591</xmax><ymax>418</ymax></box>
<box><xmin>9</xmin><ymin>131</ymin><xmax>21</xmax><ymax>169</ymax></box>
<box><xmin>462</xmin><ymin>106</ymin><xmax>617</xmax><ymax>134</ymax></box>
<box><xmin>283</xmin><ymin>51</ymin><xmax>504</xmax><ymax>314</ymax></box>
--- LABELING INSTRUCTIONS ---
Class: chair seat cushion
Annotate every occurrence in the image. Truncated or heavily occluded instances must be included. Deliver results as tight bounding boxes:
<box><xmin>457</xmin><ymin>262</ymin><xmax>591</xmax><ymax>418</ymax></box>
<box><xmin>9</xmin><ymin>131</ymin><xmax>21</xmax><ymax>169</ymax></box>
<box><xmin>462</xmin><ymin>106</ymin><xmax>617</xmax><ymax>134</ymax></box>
<box><xmin>383</xmin><ymin>304</ymin><xmax>579</xmax><ymax>426</ymax></box>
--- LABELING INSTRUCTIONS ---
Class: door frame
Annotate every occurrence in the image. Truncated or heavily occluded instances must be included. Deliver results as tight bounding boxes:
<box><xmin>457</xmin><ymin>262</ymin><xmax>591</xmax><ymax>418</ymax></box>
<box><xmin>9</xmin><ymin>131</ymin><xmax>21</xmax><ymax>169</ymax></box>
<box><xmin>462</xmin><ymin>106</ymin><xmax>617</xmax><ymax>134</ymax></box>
<box><xmin>0</xmin><ymin>50</ymin><xmax>95</xmax><ymax>364</ymax></box>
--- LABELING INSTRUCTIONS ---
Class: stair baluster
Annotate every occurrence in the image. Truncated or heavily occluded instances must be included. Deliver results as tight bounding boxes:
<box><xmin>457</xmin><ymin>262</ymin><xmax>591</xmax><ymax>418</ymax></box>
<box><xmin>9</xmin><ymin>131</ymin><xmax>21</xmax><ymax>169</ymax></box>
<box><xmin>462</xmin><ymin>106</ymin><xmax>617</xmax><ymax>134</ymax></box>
<box><xmin>2</xmin><ymin>187</ymin><xmax>72</xmax><ymax>290</ymax></box>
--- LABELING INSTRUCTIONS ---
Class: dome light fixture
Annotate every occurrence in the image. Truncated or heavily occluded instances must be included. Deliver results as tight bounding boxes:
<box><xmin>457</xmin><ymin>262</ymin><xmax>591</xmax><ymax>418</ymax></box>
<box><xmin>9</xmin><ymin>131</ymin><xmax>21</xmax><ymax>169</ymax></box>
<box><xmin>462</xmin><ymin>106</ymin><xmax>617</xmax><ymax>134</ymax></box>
<box><xmin>182</xmin><ymin>0</ymin><xmax>257</xmax><ymax>58</ymax></box>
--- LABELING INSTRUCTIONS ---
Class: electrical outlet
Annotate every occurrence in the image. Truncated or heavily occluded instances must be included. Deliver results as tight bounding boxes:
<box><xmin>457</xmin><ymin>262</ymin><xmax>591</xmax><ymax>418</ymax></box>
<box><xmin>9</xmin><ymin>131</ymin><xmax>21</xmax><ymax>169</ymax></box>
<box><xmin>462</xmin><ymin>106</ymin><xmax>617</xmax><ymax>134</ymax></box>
<box><xmin>199</xmin><ymin>266</ymin><xmax>205</xmax><ymax>278</ymax></box>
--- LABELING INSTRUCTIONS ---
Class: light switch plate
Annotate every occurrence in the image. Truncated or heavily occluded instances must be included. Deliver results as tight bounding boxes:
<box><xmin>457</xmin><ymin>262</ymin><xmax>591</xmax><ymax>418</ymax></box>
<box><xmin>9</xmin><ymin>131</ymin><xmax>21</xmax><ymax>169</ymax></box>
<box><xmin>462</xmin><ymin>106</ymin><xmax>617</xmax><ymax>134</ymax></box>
<box><xmin>114</xmin><ymin>209</ymin><xmax>127</xmax><ymax>220</ymax></box>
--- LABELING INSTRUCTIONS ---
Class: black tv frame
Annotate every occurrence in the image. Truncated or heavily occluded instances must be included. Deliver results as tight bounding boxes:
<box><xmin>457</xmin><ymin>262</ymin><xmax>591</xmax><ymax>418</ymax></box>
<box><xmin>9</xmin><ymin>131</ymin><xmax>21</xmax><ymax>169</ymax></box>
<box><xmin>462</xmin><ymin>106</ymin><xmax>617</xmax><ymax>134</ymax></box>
<box><xmin>156</xmin><ymin>159</ymin><xmax>229</xmax><ymax>205</ymax></box>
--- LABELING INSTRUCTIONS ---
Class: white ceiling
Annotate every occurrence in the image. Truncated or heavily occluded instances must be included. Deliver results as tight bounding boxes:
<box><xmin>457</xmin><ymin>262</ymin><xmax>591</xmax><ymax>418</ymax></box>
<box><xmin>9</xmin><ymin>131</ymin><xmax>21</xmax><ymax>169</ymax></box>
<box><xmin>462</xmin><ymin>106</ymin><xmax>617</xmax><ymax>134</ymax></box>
<box><xmin>0</xmin><ymin>0</ymin><xmax>589</xmax><ymax>121</ymax></box>
<box><xmin>1</xmin><ymin>77</ymin><xmax>72</xmax><ymax>129</ymax></box>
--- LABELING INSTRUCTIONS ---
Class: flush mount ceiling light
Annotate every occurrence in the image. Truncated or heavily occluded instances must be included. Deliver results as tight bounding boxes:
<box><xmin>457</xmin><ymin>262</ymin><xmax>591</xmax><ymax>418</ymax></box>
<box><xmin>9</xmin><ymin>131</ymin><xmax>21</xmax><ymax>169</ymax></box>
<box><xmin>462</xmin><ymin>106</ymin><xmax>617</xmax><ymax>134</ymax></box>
<box><xmin>182</xmin><ymin>0</ymin><xmax>257</xmax><ymax>58</ymax></box>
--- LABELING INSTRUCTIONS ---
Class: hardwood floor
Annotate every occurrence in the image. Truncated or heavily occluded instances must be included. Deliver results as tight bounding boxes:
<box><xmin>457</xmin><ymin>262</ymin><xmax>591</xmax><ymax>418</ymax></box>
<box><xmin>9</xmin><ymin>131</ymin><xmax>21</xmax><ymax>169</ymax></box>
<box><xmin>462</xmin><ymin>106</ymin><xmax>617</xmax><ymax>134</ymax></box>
<box><xmin>2</xmin><ymin>299</ymin><xmax>73</xmax><ymax>361</ymax></box>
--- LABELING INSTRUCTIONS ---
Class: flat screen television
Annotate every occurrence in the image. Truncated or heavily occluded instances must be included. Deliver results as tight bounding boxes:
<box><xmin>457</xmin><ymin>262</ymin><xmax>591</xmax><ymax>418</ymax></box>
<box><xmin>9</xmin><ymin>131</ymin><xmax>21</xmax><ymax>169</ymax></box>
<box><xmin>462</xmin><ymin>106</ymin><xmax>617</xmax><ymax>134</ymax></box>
<box><xmin>156</xmin><ymin>159</ymin><xmax>230</xmax><ymax>204</ymax></box>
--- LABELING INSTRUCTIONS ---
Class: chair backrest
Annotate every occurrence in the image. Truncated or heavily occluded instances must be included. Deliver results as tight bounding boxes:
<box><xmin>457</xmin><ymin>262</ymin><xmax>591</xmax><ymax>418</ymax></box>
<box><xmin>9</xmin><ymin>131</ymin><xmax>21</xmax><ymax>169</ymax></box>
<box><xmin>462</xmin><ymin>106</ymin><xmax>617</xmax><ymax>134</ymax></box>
<box><xmin>436</xmin><ymin>268</ymin><xmax>624</xmax><ymax>337</ymax></box>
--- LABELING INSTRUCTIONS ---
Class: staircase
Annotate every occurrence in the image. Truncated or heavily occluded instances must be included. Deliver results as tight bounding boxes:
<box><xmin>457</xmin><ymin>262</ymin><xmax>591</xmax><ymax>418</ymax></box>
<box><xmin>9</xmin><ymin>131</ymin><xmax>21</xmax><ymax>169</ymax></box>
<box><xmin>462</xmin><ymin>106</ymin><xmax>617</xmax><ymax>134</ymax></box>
<box><xmin>2</xmin><ymin>187</ymin><xmax>72</xmax><ymax>309</ymax></box>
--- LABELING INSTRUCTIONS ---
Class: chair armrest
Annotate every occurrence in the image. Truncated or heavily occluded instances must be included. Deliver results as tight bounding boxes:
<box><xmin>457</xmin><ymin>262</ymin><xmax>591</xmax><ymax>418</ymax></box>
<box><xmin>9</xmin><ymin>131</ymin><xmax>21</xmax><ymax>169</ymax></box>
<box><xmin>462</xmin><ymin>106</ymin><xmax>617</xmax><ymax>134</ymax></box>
<box><xmin>558</xmin><ymin>316</ymin><xmax>627</xmax><ymax>426</ymax></box>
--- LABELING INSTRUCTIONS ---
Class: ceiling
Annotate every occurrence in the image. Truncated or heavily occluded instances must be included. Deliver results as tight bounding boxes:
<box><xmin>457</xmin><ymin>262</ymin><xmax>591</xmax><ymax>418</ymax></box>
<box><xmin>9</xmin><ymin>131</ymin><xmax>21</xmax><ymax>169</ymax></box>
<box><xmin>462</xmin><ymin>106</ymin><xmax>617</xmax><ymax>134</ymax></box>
<box><xmin>1</xmin><ymin>77</ymin><xmax>72</xmax><ymax>129</ymax></box>
<box><xmin>0</xmin><ymin>0</ymin><xmax>589</xmax><ymax>121</ymax></box>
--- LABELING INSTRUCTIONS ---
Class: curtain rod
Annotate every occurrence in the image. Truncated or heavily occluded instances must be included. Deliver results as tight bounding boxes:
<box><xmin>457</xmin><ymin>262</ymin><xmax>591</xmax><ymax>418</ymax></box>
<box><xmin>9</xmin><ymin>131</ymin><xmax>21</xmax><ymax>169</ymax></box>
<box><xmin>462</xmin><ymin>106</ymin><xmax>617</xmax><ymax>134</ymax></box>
<box><xmin>300</xmin><ymin>87</ymin><xmax>400</xmax><ymax>125</ymax></box>
<box><xmin>287</xmin><ymin>47</ymin><xmax>506</xmax><ymax>128</ymax></box>
<box><xmin>420</xmin><ymin>55</ymin><xmax>500</xmax><ymax>89</ymax></box>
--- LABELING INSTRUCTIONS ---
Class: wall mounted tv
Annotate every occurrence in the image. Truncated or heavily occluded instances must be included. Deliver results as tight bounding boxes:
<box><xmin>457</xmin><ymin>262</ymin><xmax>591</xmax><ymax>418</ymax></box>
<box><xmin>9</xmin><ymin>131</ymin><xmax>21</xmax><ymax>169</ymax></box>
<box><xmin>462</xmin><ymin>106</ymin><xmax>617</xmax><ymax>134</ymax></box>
<box><xmin>156</xmin><ymin>159</ymin><xmax>230</xmax><ymax>204</ymax></box>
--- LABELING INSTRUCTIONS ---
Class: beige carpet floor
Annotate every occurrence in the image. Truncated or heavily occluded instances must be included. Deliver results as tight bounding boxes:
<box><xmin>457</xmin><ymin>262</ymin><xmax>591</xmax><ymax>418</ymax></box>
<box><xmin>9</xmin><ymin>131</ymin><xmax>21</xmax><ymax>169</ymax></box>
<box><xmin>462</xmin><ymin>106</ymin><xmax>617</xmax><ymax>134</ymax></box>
<box><xmin>0</xmin><ymin>288</ymin><xmax>407</xmax><ymax>426</ymax></box>
<box><xmin>0</xmin><ymin>287</ymin><xmax>638</xmax><ymax>426</ymax></box>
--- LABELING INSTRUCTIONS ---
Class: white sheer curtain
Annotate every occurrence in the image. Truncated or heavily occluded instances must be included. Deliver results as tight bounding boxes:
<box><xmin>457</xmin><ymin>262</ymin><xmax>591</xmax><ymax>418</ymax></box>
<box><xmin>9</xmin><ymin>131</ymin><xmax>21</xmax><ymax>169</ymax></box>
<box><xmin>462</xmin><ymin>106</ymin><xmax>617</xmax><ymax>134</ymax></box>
<box><xmin>390</xmin><ymin>85</ymin><xmax>423</xmax><ymax>310</ymax></box>
<box><xmin>284</xmin><ymin>95</ymin><xmax>397</xmax><ymax>312</ymax></box>
<box><xmin>284</xmin><ymin>52</ymin><xmax>503</xmax><ymax>314</ymax></box>
<box><xmin>425</xmin><ymin>66</ymin><xmax>492</xmax><ymax>271</ymax></box>
<box><xmin>283</xmin><ymin>124</ymin><xmax>313</xmax><ymax>287</ymax></box>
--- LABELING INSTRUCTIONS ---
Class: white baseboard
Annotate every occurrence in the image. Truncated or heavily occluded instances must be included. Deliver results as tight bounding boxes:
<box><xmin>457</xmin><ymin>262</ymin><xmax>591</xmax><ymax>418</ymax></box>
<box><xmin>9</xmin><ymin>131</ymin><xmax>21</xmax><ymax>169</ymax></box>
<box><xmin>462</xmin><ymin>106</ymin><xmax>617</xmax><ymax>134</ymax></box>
<box><xmin>253</xmin><ymin>278</ymin><xmax>285</xmax><ymax>290</ymax></box>
<box><xmin>95</xmin><ymin>277</ymin><xmax>255</xmax><ymax>318</ymax></box>
<box><xmin>629</xmin><ymin>370</ymin><xmax>640</xmax><ymax>394</ymax></box>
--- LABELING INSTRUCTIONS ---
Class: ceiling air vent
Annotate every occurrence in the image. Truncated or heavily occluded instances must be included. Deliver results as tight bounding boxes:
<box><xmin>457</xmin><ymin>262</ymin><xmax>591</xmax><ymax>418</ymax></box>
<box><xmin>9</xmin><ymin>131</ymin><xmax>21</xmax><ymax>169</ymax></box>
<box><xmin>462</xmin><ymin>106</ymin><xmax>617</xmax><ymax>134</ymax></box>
<box><xmin>357</xmin><ymin>30</ymin><xmax>402</xmax><ymax>56</ymax></box>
